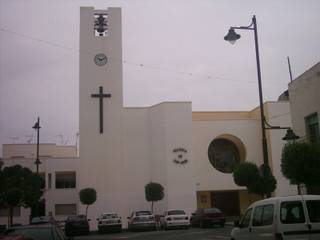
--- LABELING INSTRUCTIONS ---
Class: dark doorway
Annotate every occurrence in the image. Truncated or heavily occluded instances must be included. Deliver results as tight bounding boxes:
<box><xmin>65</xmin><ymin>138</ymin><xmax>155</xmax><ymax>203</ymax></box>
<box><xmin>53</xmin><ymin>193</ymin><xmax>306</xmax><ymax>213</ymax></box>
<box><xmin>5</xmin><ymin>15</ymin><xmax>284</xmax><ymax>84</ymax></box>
<box><xmin>211</xmin><ymin>191</ymin><xmax>240</xmax><ymax>216</ymax></box>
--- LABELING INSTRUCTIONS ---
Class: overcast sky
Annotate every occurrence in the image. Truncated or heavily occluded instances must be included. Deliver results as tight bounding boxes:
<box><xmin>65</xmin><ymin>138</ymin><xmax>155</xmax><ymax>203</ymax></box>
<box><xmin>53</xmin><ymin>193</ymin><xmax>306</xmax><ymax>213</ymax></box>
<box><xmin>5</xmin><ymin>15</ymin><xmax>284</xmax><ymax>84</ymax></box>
<box><xmin>0</xmin><ymin>0</ymin><xmax>319</xmax><ymax>153</ymax></box>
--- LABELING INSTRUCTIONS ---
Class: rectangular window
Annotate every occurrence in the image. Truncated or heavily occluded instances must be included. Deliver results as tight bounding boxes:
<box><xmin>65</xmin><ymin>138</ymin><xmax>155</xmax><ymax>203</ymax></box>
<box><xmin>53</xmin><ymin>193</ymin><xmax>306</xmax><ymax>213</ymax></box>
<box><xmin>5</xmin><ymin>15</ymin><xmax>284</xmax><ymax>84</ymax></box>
<box><xmin>306</xmin><ymin>200</ymin><xmax>320</xmax><ymax>223</ymax></box>
<box><xmin>305</xmin><ymin>113</ymin><xmax>320</xmax><ymax>143</ymax></box>
<box><xmin>55</xmin><ymin>172</ymin><xmax>76</xmax><ymax>189</ymax></box>
<box><xmin>55</xmin><ymin>204</ymin><xmax>77</xmax><ymax>216</ymax></box>
<box><xmin>48</xmin><ymin>173</ymin><xmax>52</xmax><ymax>189</ymax></box>
<box><xmin>281</xmin><ymin>201</ymin><xmax>305</xmax><ymax>224</ymax></box>
<box><xmin>0</xmin><ymin>207</ymin><xmax>21</xmax><ymax>217</ymax></box>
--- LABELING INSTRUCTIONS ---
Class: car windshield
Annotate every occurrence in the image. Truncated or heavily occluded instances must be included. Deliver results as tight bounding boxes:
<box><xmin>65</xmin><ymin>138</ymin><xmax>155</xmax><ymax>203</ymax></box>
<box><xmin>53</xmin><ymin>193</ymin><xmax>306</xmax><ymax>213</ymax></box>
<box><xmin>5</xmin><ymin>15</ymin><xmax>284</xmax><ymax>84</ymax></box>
<box><xmin>102</xmin><ymin>214</ymin><xmax>117</xmax><ymax>219</ymax></box>
<box><xmin>204</xmin><ymin>208</ymin><xmax>221</xmax><ymax>214</ymax></box>
<box><xmin>168</xmin><ymin>210</ymin><xmax>185</xmax><ymax>215</ymax></box>
<box><xmin>7</xmin><ymin>227</ymin><xmax>54</xmax><ymax>240</ymax></box>
<box><xmin>136</xmin><ymin>211</ymin><xmax>152</xmax><ymax>216</ymax></box>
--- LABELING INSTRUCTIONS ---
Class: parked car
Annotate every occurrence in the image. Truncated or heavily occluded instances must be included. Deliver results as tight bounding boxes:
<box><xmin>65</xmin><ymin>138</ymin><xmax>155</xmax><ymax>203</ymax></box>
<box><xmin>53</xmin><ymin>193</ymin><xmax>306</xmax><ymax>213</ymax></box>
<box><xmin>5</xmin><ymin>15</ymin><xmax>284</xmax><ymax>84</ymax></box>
<box><xmin>97</xmin><ymin>212</ymin><xmax>122</xmax><ymax>233</ymax></box>
<box><xmin>30</xmin><ymin>216</ymin><xmax>56</xmax><ymax>225</ymax></box>
<box><xmin>127</xmin><ymin>211</ymin><xmax>156</xmax><ymax>231</ymax></box>
<box><xmin>4</xmin><ymin>223</ymin><xmax>72</xmax><ymax>240</ymax></box>
<box><xmin>190</xmin><ymin>208</ymin><xmax>226</xmax><ymax>228</ymax></box>
<box><xmin>64</xmin><ymin>215</ymin><xmax>89</xmax><ymax>236</ymax></box>
<box><xmin>230</xmin><ymin>195</ymin><xmax>320</xmax><ymax>240</ymax></box>
<box><xmin>160</xmin><ymin>209</ymin><xmax>189</xmax><ymax>230</ymax></box>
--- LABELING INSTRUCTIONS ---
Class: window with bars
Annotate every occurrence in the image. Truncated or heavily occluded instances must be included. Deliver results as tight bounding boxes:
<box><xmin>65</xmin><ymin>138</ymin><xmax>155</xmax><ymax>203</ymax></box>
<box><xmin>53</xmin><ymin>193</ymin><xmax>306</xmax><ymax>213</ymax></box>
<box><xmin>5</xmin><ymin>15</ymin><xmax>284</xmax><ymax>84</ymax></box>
<box><xmin>55</xmin><ymin>172</ymin><xmax>76</xmax><ymax>189</ymax></box>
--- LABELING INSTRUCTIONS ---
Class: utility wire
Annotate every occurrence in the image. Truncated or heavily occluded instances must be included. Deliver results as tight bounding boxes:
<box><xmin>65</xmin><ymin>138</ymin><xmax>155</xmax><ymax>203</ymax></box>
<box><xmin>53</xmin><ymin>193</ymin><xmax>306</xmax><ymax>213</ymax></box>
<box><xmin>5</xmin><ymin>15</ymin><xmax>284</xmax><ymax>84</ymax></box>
<box><xmin>1</xmin><ymin>27</ymin><xmax>287</xmax><ymax>88</ymax></box>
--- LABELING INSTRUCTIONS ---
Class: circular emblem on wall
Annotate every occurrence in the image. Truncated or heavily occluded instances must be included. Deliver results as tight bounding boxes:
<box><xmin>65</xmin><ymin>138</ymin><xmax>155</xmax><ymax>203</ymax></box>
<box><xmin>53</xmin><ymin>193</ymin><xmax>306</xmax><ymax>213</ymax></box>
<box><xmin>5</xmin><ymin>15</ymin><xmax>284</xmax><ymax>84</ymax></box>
<box><xmin>94</xmin><ymin>53</ymin><xmax>108</xmax><ymax>66</ymax></box>
<box><xmin>173</xmin><ymin>147</ymin><xmax>188</xmax><ymax>165</ymax></box>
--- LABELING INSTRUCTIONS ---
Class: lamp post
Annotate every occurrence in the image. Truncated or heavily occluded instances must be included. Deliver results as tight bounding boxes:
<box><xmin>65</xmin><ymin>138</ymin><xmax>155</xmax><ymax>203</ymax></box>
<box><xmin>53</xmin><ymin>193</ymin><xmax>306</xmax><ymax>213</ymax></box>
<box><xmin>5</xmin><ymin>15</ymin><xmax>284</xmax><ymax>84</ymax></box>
<box><xmin>32</xmin><ymin>117</ymin><xmax>41</xmax><ymax>174</ymax></box>
<box><xmin>32</xmin><ymin>117</ymin><xmax>41</xmax><ymax>217</ymax></box>
<box><xmin>224</xmin><ymin>15</ymin><xmax>299</xmax><ymax>197</ymax></box>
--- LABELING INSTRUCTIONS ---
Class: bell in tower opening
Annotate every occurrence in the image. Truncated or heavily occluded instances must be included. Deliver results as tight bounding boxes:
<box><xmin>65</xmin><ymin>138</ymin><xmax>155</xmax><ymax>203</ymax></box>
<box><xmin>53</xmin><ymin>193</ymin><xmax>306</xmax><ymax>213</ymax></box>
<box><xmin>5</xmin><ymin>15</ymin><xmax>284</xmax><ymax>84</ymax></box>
<box><xmin>94</xmin><ymin>14</ymin><xmax>108</xmax><ymax>36</ymax></box>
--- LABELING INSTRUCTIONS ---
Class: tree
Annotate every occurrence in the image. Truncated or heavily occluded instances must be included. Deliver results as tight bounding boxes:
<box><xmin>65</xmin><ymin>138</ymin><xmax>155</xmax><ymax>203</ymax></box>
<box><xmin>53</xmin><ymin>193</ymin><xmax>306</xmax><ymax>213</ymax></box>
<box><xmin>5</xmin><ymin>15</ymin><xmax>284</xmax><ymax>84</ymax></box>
<box><xmin>145</xmin><ymin>182</ymin><xmax>164</xmax><ymax>213</ymax></box>
<box><xmin>0</xmin><ymin>164</ymin><xmax>44</xmax><ymax>226</ymax></box>
<box><xmin>281</xmin><ymin>142</ymin><xmax>320</xmax><ymax>194</ymax></box>
<box><xmin>79</xmin><ymin>188</ymin><xmax>97</xmax><ymax>217</ymax></box>
<box><xmin>233</xmin><ymin>162</ymin><xmax>276</xmax><ymax>198</ymax></box>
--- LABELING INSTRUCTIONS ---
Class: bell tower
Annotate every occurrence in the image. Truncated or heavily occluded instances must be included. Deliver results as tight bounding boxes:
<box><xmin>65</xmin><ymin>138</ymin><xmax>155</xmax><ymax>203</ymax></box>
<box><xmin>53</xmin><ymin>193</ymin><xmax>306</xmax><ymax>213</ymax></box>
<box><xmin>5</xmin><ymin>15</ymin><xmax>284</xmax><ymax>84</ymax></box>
<box><xmin>78</xmin><ymin>7</ymin><xmax>126</xmax><ymax>223</ymax></box>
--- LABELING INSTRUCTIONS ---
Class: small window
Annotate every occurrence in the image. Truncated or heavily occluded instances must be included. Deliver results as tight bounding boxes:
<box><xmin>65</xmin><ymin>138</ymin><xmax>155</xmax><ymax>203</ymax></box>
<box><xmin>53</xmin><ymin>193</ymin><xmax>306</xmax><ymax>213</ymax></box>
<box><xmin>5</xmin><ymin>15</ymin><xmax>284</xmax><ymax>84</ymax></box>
<box><xmin>281</xmin><ymin>201</ymin><xmax>305</xmax><ymax>224</ymax></box>
<box><xmin>305</xmin><ymin>113</ymin><xmax>320</xmax><ymax>143</ymax></box>
<box><xmin>240</xmin><ymin>208</ymin><xmax>252</xmax><ymax>228</ymax></box>
<box><xmin>55</xmin><ymin>172</ymin><xmax>76</xmax><ymax>189</ymax></box>
<box><xmin>55</xmin><ymin>204</ymin><xmax>77</xmax><ymax>216</ymax></box>
<box><xmin>306</xmin><ymin>200</ymin><xmax>320</xmax><ymax>223</ymax></box>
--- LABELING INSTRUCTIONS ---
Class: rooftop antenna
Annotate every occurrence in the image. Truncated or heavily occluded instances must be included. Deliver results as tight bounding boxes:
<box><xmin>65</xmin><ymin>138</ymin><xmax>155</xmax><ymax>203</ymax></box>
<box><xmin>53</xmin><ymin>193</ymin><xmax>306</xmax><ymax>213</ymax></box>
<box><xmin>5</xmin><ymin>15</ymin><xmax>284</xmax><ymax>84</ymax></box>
<box><xmin>287</xmin><ymin>56</ymin><xmax>293</xmax><ymax>82</ymax></box>
<box><xmin>25</xmin><ymin>134</ymin><xmax>33</xmax><ymax>143</ymax></box>
<box><xmin>9</xmin><ymin>137</ymin><xmax>19</xmax><ymax>144</ymax></box>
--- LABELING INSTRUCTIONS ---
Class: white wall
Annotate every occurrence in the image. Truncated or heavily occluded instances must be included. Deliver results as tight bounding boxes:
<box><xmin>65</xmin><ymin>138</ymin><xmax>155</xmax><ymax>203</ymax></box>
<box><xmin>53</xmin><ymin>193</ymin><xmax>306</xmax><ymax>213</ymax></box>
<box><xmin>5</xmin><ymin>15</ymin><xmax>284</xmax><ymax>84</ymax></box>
<box><xmin>265</xmin><ymin>102</ymin><xmax>297</xmax><ymax>196</ymax></box>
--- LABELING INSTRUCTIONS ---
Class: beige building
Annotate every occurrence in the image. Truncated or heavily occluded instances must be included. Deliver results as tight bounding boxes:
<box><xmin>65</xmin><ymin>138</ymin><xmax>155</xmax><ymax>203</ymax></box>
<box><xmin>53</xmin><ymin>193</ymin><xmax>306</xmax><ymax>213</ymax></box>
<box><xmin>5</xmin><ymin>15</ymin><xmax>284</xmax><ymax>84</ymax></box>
<box><xmin>0</xmin><ymin>7</ymin><xmax>298</xmax><ymax>229</ymax></box>
<box><xmin>288</xmin><ymin>61</ymin><xmax>320</xmax><ymax>143</ymax></box>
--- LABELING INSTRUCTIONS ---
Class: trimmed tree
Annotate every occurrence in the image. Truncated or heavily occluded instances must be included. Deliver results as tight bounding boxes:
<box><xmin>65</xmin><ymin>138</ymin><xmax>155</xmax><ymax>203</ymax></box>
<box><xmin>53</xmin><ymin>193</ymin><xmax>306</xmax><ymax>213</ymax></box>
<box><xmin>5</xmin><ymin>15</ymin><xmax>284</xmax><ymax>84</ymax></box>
<box><xmin>145</xmin><ymin>182</ymin><xmax>164</xmax><ymax>213</ymax></box>
<box><xmin>281</xmin><ymin>142</ymin><xmax>320</xmax><ymax>194</ymax></box>
<box><xmin>79</xmin><ymin>188</ymin><xmax>97</xmax><ymax>217</ymax></box>
<box><xmin>0</xmin><ymin>164</ymin><xmax>44</xmax><ymax>226</ymax></box>
<box><xmin>233</xmin><ymin>162</ymin><xmax>276</xmax><ymax>198</ymax></box>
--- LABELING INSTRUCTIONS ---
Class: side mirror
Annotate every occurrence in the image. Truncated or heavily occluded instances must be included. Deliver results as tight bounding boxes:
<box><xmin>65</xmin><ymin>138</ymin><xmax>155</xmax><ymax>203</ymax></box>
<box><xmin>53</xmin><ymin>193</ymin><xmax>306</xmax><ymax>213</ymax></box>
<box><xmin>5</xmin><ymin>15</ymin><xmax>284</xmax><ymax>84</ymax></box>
<box><xmin>234</xmin><ymin>220</ymin><xmax>239</xmax><ymax>227</ymax></box>
<box><xmin>88</xmin><ymin>219</ymin><xmax>91</xmax><ymax>222</ymax></box>
<box><xmin>96</xmin><ymin>218</ymin><xmax>99</xmax><ymax>221</ymax></box>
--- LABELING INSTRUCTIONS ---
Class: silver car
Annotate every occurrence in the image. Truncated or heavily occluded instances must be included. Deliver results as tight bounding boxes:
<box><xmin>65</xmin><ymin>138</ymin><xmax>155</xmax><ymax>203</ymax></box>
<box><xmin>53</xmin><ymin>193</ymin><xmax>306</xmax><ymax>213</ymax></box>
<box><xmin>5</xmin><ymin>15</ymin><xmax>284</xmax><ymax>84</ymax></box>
<box><xmin>127</xmin><ymin>211</ymin><xmax>156</xmax><ymax>231</ymax></box>
<box><xmin>97</xmin><ymin>212</ymin><xmax>122</xmax><ymax>233</ymax></box>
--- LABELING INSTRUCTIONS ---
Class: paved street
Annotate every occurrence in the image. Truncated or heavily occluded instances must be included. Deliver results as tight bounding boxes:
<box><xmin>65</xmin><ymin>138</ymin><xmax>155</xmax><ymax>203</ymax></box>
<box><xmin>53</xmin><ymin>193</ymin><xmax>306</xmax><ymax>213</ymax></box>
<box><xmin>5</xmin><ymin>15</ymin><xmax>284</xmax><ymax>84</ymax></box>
<box><xmin>75</xmin><ymin>226</ymin><xmax>232</xmax><ymax>240</ymax></box>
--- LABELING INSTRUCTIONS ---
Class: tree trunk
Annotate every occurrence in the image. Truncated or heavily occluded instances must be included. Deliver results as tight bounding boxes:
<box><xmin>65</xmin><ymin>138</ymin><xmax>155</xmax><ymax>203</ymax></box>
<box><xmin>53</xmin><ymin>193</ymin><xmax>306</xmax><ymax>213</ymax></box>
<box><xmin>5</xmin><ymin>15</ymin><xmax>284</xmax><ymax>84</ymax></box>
<box><xmin>9</xmin><ymin>207</ymin><xmax>13</xmax><ymax>227</ymax></box>
<box><xmin>151</xmin><ymin>202</ymin><xmax>154</xmax><ymax>214</ymax></box>
<box><xmin>86</xmin><ymin>205</ymin><xmax>89</xmax><ymax>218</ymax></box>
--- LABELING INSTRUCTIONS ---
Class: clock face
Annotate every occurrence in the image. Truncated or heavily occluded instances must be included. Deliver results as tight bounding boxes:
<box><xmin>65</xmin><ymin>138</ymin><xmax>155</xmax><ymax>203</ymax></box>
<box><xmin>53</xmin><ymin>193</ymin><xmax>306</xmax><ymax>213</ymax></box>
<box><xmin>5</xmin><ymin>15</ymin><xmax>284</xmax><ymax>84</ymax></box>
<box><xmin>94</xmin><ymin>53</ymin><xmax>107</xmax><ymax>66</ymax></box>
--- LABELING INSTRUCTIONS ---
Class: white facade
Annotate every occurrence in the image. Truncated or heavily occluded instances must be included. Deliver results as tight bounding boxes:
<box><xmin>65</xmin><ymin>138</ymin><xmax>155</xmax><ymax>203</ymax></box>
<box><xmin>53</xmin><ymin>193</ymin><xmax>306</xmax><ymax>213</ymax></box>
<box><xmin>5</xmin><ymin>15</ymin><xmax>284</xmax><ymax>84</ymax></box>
<box><xmin>0</xmin><ymin>7</ymin><xmax>297</xmax><ymax>229</ymax></box>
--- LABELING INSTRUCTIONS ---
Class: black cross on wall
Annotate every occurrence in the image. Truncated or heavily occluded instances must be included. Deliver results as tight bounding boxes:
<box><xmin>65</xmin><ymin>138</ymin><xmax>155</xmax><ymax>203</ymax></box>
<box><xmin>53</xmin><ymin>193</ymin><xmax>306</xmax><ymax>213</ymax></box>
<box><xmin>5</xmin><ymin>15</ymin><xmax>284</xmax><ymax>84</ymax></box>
<box><xmin>91</xmin><ymin>86</ymin><xmax>112</xmax><ymax>134</ymax></box>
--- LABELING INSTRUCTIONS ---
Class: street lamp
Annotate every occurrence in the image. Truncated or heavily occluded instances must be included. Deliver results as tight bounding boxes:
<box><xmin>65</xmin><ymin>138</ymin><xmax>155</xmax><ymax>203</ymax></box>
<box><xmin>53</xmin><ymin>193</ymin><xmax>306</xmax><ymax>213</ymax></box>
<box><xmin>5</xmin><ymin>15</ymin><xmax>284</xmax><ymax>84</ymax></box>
<box><xmin>32</xmin><ymin>117</ymin><xmax>41</xmax><ymax>174</ymax></box>
<box><xmin>224</xmin><ymin>15</ymin><xmax>299</xmax><ymax>197</ymax></box>
<box><xmin>32</xmin><ymin>117</ymin><xmax>41</xmax><ymax>218</ymax></box>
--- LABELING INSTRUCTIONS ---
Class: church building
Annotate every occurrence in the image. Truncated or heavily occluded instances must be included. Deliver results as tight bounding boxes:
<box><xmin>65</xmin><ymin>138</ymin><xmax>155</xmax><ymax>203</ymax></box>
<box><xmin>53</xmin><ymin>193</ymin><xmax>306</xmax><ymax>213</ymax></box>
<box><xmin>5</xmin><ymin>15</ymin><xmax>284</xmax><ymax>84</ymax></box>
<box><xmin>0</xmin><ymin>7</ymin><xmax>298</xmax><ymax>229</ymax></box>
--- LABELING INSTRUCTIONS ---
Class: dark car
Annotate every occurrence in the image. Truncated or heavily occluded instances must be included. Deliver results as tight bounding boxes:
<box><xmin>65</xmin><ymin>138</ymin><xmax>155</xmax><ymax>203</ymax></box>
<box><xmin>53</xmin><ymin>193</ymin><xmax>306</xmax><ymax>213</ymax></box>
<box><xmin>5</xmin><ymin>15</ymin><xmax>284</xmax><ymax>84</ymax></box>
<box><xmin>4</xmin><ymin>223</ymin><xmax>72</xmax><ymax>240</ymax></box>
<box><xmin>190</xmin><ymin>208</ymin><xmax>226</xmax><ymax>228</ymax></box>
<box><xmin>64</xmin><ymin>215</ymin><xmax>89</xmax><ymax>236</ymax></box>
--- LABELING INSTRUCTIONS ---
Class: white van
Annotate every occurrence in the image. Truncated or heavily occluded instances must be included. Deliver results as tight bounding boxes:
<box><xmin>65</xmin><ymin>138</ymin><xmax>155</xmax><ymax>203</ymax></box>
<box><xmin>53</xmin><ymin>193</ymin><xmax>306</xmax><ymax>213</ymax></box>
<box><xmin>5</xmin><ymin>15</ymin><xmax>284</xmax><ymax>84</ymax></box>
<box><xmin>230</xmin><ymin>195</ymin><xmax>320</xmax><ymax>240</ymax></box>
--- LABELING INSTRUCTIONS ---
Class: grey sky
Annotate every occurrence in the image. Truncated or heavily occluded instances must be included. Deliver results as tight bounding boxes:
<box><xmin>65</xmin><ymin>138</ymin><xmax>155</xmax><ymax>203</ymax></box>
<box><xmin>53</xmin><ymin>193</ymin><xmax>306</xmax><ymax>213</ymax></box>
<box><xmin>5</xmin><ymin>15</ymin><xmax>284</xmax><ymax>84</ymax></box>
<box><xmin>0</xmin><ymin>0</ymin><xmax>319</xmax><ymax>152</ymax></box>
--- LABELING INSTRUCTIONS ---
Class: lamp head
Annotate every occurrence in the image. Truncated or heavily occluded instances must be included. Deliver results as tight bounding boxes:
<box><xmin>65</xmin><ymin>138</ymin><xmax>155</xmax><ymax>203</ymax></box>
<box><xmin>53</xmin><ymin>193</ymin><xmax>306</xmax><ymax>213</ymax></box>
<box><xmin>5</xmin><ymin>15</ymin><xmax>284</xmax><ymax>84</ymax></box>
<box><xmin>282</xmin><ymin>128</ymin><xmax>300</xmax><ymax>142</ymax></box>
<box><xmin>32</xmin><ymin>122</ymin><xmax>40</xmax><ymax>130</ymax></box>
<box><xmin>224</xmin><ymin>28</ymin><xmax>241</xmax><ymax>44</ymax></box>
